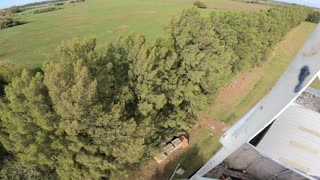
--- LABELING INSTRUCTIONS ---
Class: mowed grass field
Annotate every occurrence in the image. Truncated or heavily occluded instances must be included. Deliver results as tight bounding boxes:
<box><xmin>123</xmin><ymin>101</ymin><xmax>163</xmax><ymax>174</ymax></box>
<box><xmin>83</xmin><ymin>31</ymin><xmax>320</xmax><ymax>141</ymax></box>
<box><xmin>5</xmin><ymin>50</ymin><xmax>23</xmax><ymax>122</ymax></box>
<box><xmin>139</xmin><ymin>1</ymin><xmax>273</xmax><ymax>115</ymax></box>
<box><xmin>0</xmin><ymin>0</ymin><xmax>267</xmax><ymax>67</ymax></box>
<box><xmin>132</xmin><ymin>22</ymin><xmax>317</xmax><ymax>179</ymax></box>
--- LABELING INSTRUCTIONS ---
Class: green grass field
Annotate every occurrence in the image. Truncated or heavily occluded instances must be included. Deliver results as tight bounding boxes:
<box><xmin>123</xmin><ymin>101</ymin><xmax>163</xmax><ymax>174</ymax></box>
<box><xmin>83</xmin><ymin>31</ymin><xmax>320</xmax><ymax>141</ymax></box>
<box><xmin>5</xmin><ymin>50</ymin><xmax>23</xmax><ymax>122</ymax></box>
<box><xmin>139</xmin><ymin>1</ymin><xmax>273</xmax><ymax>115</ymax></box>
<box><xmin>0</xmin><ymin>0</ymin><xmax>267</xmax><ymax>67</ymax></box>
<box><xmin>133</xmin><ymin>22</ymin><xmax>317</xmax><ymax>179</ymax></box>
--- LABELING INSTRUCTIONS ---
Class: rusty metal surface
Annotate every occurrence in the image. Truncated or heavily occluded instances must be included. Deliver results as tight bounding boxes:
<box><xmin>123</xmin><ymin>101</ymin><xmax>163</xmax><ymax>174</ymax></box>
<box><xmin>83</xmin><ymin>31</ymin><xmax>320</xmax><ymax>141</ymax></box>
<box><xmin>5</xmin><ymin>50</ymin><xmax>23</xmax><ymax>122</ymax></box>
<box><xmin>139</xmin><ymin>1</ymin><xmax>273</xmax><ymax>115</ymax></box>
<box><xmin>295</xmin><ymin>88</ymin><xmax>320</xmax><ymax>112</ymax></box>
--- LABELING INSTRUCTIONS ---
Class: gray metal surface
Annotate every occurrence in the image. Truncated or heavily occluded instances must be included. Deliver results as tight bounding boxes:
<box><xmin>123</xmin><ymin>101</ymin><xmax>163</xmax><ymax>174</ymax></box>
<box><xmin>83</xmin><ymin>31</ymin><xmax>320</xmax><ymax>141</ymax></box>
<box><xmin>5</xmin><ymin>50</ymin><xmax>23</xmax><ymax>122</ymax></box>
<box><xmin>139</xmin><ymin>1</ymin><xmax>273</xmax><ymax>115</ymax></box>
<box><xmin>191</xmin><ymin>23</ymin><xmax>320</xmax><ymax>179</ymax></box>
<box><xmin>257</xmin><ymin>105</ymin><xmax>320</xmax><ymax>177</ymax></box>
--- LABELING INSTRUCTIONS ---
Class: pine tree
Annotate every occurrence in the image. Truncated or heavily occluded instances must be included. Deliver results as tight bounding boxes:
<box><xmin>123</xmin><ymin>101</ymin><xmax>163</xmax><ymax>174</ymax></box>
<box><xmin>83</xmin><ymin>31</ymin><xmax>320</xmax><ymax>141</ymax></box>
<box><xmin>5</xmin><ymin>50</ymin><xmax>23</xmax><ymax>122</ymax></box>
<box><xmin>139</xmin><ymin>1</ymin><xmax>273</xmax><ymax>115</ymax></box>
<box><xmin>0</xmin><ymin>70</ymin><xmax>56</xmax><ymax>168</ymax></box>
<box><xmin>168</xmin><ymin>8</ymin><xmax>232</xmax><ymax>112</ymax></box>
<box><xmin>0</xmin><ymin>62</ymin><xmax>25</xmax><ymax>96</ymax></box>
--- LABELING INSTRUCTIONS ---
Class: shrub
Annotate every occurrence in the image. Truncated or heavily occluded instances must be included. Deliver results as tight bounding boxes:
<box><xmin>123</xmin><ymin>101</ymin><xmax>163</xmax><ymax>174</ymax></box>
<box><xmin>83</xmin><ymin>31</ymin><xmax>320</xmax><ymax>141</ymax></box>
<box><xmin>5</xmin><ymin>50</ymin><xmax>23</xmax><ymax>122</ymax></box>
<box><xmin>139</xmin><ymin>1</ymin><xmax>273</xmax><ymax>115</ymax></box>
<box><xmin>306</xmin><ymin>11</ymin><xmax>320</xmax><ymax>23</ymax></box>
<box><xmin>0</xmin><ymin>16</ymin><xmax>26</xmax><ymax>30</ymax></box>
<box><xmin>193</xmin><ymin>1</ymin><xmax>207</xmax><ymax>9</ymax></box>
<box><xmin>69</xmin><ymin>0</ymin><xmax>85</xmax><ymax>4</ymax></box>
<box><xmin>33</xmin><ymin>7</ymin><xmax>61</xmax><ymax>14</ymax></box>
<box><xmin>9</xmin><ymin>7</ymin><xmax>24</xmax><ymax>14</ymax></box>
<box><xmin>55</xmin><ymin>2</ymin><xmax>64</xmax><ymax>6</ymax></box>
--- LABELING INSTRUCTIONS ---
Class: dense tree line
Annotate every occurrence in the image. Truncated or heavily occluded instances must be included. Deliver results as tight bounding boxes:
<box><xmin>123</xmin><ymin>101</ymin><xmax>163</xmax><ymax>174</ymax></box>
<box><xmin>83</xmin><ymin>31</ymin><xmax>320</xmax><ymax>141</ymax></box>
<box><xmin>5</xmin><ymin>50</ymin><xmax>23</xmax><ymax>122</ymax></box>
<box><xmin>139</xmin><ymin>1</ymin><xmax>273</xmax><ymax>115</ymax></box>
<box><xmin>0</xmin><ymin>5</ymin><xmax>312</xmax><ymax>179</ymax></box>
<box><xmin>208</xmin><ymin>6</ymin><xmax>311</xmax><ymax>72</ymax></box>
<box><xmin>20</xmin><ymin>0</ymin><xmax>68</xmax><ymax>8</ymax></box>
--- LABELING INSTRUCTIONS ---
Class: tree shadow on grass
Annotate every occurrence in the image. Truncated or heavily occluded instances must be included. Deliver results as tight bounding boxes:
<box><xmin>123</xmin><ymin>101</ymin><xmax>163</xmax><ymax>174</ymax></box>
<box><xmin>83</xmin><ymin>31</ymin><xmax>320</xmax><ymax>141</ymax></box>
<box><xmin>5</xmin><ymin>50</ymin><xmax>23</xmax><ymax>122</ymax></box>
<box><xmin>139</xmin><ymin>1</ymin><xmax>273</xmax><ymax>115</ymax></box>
<box><xmin>151</xmin><ymin>145</ymin><xmax>207</xmax><ymax>180</ymax></box>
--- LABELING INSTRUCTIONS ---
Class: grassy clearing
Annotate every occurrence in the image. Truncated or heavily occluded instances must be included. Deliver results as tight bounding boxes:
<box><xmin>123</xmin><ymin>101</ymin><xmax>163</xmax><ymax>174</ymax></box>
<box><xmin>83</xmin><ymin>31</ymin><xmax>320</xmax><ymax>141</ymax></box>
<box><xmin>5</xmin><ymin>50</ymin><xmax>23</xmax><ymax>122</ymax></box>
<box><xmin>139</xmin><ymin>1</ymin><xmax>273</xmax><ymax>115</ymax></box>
<box><xmin>0</xmin><ymin>0</ymin><xmax>267</xmax><ymax>67</ymax></box>
<box><xmin>133</xmin><ymin>22</ymin><xmax>316</xmax><ymax>180</ymax></box>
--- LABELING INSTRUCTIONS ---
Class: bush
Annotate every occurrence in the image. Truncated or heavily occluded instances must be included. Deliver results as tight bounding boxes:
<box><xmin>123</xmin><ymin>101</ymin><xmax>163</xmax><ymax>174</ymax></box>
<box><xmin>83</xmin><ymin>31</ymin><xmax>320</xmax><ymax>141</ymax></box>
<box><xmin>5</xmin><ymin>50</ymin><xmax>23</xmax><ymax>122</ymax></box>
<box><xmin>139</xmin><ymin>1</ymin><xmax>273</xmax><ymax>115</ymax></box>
<box><xmin>69</xmin><ymin>0</ymin><xmax>85</xmax><ymax>4</ymax></box>
<box><xmin>33</xmin><ymin>7</ymin><xmax>61</xmax><ymax>14</ymax></box>
<box><xmin>0</xmin><ymin>16</ymin><xmax>26</xmax><ymax>30</ymax></box>
<box><xmin>193</xmin><ymin>1</ymin><xmax>207</xmax><ymax>8</ymax></box>
<box><xmin>306</xmin><ymin>11</ymin><xmax>320</xmax><ymax>23</ymax></box>
<box><xmin>9</xmin><ymin>7</ymin><xmax>24</xmax><ymax>14</ymax></box>
<box><xmin>55</xmin><ymin>2</ymin><xmax>64</xmax><ymax>6</ymax></box>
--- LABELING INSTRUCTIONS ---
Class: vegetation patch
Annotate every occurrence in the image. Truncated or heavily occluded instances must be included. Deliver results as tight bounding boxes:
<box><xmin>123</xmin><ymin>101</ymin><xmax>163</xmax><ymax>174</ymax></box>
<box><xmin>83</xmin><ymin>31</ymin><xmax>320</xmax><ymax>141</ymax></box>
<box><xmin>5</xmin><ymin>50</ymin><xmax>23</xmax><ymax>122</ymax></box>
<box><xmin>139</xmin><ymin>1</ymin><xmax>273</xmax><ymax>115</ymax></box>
<box><xmin>222</xmin><ymin>113</ymin><xmax>237</xmax><ymax>123</ymax></box>
<box><xmin>306</xmin><ymin>11</ymin><xmax>320</xmax><ymax>23</ymax></box>
<box><xmin>55</xmin><ymin>2</ymin><xmax>65</xmax><ymax>6</ymax></box>
<box><xmin>33</xmin><ymin>7</ymin><xmax>62</xmax><ymax>14</ymax></box>
<box><xmin>70</xmin><ymin>0</ymin><xmax>86</xmax><ymax>3</ymax></box>
<box><xmin>193</xmin><ymin>1</ymin><xmax>207</xmax><ymax>8</ymax></box>
<box><xmin>20</xmin><ymin>0</ymin><xmax>67</xmax><ymax>8</ymax></box>
<box><xmin>0</xmin><ymin>16</ymin><xmax>27</xmax><ymax>30</ymax></box>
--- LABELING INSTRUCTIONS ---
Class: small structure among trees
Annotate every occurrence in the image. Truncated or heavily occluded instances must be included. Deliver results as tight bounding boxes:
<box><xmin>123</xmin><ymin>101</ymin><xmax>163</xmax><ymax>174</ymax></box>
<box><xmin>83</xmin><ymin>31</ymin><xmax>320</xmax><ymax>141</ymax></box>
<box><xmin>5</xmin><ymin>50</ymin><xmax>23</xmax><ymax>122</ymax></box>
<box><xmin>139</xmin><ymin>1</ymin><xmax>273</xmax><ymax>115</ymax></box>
<box><xmin>154</xmin><ymin>136</ymin><xmax>189</xmax><ymax>164</ymax></box>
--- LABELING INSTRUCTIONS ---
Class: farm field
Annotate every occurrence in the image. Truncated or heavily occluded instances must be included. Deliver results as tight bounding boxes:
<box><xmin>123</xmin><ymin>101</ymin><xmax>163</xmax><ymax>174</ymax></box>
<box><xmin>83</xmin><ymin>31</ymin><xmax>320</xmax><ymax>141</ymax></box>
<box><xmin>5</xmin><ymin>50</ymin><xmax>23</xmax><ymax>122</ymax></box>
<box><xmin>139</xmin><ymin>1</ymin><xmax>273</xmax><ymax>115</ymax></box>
<box><xmin>132</xmin><ymin>21</ymin><xmax>317</xmax><ymax>179</ymax></box>
<box><xmin>0</xmin><ymin>0</ymin><xmax>268</xmax><ymax>67</ymax></box>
